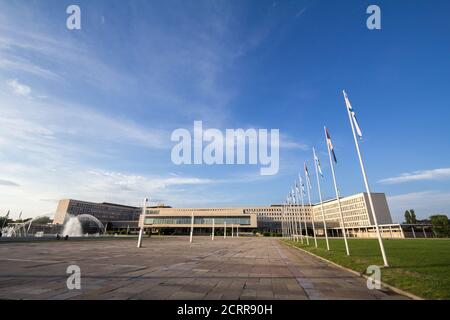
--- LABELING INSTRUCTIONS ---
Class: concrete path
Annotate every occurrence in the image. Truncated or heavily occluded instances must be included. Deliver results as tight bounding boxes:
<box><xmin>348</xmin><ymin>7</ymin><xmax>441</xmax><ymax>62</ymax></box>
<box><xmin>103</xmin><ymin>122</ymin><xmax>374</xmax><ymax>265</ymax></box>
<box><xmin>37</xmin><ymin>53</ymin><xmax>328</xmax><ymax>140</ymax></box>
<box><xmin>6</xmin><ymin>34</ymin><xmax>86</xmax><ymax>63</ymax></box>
<box><xmin>0</xmin><ymin>237</ymin><xmax>407</xmax><ymax>300</ymax></box>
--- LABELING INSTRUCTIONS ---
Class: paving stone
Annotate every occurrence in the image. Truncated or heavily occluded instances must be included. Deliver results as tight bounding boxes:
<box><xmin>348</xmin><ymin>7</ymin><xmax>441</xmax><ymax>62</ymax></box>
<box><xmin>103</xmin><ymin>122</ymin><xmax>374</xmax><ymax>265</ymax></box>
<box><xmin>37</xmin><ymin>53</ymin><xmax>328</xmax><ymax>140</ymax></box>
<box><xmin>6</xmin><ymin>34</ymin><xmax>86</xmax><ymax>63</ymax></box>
<box><xmin>0</xmin><ymin>237</ymin><xmax>409</xmax><ymax>300</ymax></box>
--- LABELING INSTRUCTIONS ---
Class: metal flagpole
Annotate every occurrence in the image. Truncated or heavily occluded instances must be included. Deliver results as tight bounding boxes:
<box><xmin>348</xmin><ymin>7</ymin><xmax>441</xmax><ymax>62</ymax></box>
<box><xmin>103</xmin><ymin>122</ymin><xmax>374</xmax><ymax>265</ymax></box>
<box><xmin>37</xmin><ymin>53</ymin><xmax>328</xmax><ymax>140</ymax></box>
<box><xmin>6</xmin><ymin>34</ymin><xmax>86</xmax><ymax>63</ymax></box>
<box><xmin>324</xmin><ymin>126</ymin><xmax>350</xmax><ymax>255</ymax></box>
<box><xmin>343</xmin><ymin>90</ymin><xmax>388</xmax><ymax>267</ymax></box>
<box><xmin>292</xmin><ymin>189</ymin><xmax>303</xmax><ymax>243</ymax></box>
<box><xmin>189</xmin><ymin>211</ymin><xmax>194</xmax><ymax>243</ymax></box>
<box><xmin>282</xmin><ymin>200</ymin><xmax>287</xmax><ymax>238</ymax></box>
<box><xmin>288</xmin><ymin>192</ymin><xmax>296</xmax><ymax>241</ymax></box>
<box><xmin>294</xmin><ymin>186</ymin><xmax>304</xmax><ymax>243</ymax></box>
<box><xmin>212</xmin><ymin>218</ymin><xmax>215</xmax><ymax>240</ymax></box>
<box><xmin>137</xmin><ymin>198</ymin><xmax>148</xmax><ymax>248</ymax></box>
<box><xmin>313</xmin><ymin>147</ymin><xmax>330</xmax><ymax>251</ymax></box>
<box><xmin>288</xmin><ymin>194</ymin><xmax>295</xmax><ymax>240</ymax></box>
<box><xmin>298</xmin><ymin>174</ymin><xmax>309</xmax><ymax>245</ymax></box>
<box><xmin>305</xmin><ymin>165</ymin><xmax>318</xmax><ymax>247</ymax></box>
<box><xmin>285</xmin><ymin>197</ymin><xmax>291</xmax><ymax>239</ymax></box>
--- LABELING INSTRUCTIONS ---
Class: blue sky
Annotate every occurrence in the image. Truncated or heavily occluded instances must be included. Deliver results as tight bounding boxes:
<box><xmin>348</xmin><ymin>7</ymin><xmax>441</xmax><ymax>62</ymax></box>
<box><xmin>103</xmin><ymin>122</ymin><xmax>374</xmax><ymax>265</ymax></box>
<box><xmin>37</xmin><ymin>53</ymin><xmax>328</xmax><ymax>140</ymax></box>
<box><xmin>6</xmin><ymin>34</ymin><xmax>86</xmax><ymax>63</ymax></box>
<box><xmin>1</xmin><ymin>0</ymin><xmax>449</xmax><ymax>222</ymax></box>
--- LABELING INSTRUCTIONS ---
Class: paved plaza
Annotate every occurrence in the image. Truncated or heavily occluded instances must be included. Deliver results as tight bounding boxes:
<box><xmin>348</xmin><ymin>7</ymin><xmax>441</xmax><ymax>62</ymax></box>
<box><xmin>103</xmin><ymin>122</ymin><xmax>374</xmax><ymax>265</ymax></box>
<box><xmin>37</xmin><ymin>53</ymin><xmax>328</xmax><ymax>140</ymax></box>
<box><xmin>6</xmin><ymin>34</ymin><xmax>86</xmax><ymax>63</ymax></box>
<box><xmin>0</xmin><ymin>236</ymin><xmax>407</xmax><ymax>300</ymax></box>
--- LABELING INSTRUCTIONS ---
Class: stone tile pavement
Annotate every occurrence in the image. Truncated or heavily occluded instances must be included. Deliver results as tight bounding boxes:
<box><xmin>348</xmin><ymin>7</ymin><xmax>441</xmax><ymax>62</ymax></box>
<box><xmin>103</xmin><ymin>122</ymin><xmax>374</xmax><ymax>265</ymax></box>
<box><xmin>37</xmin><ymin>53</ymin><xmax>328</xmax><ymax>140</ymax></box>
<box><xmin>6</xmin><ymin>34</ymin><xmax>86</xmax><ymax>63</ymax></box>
<box><xmin>0</xmin><ymin>236</ymin><xmax>408</xmax><ymax>300</ymax></box>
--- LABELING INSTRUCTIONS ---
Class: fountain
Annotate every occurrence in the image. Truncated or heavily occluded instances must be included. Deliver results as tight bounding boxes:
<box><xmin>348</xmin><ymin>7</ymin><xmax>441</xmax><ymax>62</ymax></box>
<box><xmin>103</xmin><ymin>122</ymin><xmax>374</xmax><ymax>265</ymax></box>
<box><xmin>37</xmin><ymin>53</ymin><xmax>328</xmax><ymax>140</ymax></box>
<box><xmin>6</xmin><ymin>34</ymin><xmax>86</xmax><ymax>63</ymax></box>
<box><xmin>62</xmin><ymin>216</ymin><xmax>83</xmax><ymax>236</ymax></box>
<box><xmin>62</xmin><ymin>214</ymin><xmax>105</xmax><ymax>237</ymax></box>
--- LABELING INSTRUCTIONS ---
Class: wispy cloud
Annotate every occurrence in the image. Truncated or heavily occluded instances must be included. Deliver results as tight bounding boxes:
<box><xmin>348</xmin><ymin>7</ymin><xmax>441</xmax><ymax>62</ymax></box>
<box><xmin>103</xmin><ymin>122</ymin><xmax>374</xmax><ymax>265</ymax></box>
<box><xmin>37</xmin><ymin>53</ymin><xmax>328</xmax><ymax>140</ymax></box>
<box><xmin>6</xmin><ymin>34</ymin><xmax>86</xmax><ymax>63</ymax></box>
<box><xmin>379</xmin><ymin>168</ymin><xmax>450</xmax><ymax>184</ymax></box>
<box><xmin>387</xmin><ymin>190</ymin><xmax>450</xmax><ymax>221</ymax></box>
<box><xmin>295</xmin><ymin>7</ymin><xmax>307</xmax><ymax>19</ymax></box>
<box><xmin>0</xmin><ymin>179</ymin><xmax>20</xmax><ymax>187</ymax></box>
<box><xmin>6</xmin><ymin>79</ymin><xmax>30</xmax><ymax>96</ymax></box>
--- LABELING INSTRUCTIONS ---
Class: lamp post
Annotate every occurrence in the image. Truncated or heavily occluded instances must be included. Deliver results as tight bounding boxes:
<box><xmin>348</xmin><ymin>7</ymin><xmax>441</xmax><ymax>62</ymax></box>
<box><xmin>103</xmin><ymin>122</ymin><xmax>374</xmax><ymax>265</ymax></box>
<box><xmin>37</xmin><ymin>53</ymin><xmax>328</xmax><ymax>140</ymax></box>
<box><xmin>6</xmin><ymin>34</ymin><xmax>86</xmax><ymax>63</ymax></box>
<box><xmin>137</xmin><ymin>197</ymin><xmax>148</xmax><ymax>248</ymax></box>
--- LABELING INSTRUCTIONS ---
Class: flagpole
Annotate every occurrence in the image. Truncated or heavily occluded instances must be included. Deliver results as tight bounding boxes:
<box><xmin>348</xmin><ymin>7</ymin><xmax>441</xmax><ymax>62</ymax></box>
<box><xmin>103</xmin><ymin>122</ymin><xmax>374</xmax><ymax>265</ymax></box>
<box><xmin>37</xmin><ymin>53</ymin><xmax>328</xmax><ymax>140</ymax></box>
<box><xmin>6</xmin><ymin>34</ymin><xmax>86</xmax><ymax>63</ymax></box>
<box><xmin>305</xmin><ymin>170</ymin><xmax>318</xmax><ymax>247</ymax></box>
<box><xmin>212</xmin><ymin>218</ymin><xmax>215</xmax><ymax>241</ymax></box>
<box><xmin>294</xmin><ymin>186</ymin><xmax>304</xmax><ymax>244</ymax></box>
<box><xmin>299</xmin><ymin>174</ymin><xmax>310</xmax><ymax>245</ymax></box>
<box><xmin>313</xmin><ymin>148</ymin><xmax>330</xmax><ymax>251</ymax></box>
<box><xmin>343</xmin><ymin>90</ymin><xmax>388</xmax><ymax>267</ymax></box>
<box><xmin>289</xmin><ymin>194</ymin><xmax>296</xmax><ymax>240</ymax></box>
<box><xmin>289</xmin><ymin>193</ymin><xmax>297</xmax><ymax>241</ymax></box>
<box><xmin>285</xmin><ymin>198</ymin><xmax>291</xmax><ymax>239</ymax></box>
<box><xmin>282</xmin><ymin>201</ymin><xmax>286</xmax><ymax>238</ymax></box>
<box><xmin>324</xmin><ymin>126</ymin><xmax>350</xmax><ymax>255</ymax></box>
<box><xmin>285</xmin><ymin>197</ymin><xmax>291</xmax><ymax>239</ymax></box>
<box><xmin>283</xmin><ymin>200</ymin><xmax>289</xmax><ymax>238</ymax></box>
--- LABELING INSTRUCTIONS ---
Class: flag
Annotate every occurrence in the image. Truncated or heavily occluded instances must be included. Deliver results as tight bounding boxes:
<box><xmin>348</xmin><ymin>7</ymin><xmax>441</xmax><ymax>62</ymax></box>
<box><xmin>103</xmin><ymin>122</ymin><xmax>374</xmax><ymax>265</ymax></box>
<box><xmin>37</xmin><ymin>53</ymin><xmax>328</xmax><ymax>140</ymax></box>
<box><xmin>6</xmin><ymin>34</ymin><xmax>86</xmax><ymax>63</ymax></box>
<box><xmin>295</xmin><ymin>182</ymin><xmax>300</xmax><ymax>194</ymax></box>
<box><xmin>18</xmin><ymin>211</ymin><xmax>22</xmax><ymax>219</ymax></box>
<box><xmin>298</xmin><ymin>173</ymin><xmax>306</xmax><ymax>195</ymax></box>
<box><xmin>313</xmin><ymin>147</ymin><xmax>324</xmax><ymax>177</ymax></box>
<box><xmin>291</xmin><ymin>188</ymin><xmax>296</xmax><ymax>203</ymax></box>
<box><xmin>304</xmin><ymin>162</ymin><xmax>312</xmax><ymax>189</ymax></box>
<box><xmin>343</xmin><ymin>90</ymin><xmax>363</xmax><ymax>138</ymax></box>
<box><xmin>325</xmin><ymin>127</ymin><xmax>337</xmax><ymax>163</ymax></box>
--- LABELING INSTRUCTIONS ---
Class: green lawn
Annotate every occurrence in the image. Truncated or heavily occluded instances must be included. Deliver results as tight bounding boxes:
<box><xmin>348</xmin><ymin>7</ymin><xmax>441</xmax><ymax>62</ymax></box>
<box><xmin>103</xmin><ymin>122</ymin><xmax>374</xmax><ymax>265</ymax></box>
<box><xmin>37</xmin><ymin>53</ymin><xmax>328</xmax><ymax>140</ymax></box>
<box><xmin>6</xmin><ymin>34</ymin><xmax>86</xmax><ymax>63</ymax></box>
<box><xmin>283</xmin><ymin>238</ymin><xmax>450</xmax><ymax>300</ymax></box>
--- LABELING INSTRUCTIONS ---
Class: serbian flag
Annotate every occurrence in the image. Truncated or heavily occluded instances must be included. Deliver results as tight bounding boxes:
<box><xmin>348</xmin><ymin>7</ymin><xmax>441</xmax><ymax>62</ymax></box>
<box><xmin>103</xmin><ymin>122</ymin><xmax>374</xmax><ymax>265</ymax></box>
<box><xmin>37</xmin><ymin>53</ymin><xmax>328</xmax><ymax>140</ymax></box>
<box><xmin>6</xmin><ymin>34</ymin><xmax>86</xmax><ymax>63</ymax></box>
<box><xmin>304</xmin><ymin>162</ymin><xmax>312</xmax><ymax>189</ymax></box>
<box><xmin>325</xmin><ymin>127</ymin><xmax>337</xmax><ymax>163</ymax></box>
<box><xmin>343</xmin><ymin>90</ymin><xmax>363</xmax><ymax>139</ymax></box>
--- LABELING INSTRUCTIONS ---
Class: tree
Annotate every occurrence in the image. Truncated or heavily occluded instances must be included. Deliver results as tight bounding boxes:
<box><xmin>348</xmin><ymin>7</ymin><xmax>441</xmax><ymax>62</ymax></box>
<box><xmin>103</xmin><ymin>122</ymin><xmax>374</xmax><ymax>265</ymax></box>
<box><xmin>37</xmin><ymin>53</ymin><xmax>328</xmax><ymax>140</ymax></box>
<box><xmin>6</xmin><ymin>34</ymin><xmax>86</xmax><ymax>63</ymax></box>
<box><xmin>31</xmin><ymin>216</ymin><xmax>53</xmax><ymax>225</ymax></box>
<box><xmin>430</xmin><ymin>215</ymin><xmax>450</xmax><ymax>238</ymax></box>
<box><xmin>410</xmin><ymin>209</ymin><xmax>417</xmax><ymax>224</ymax></box>
<box><xmin>404</xmin><ymin>210</ymin><xmax>411</xmax><ymax>224</ymax></box>
<box><xmin>404</xmin><ymin>209</ymin><xmax>417</xmax><ymax>224</ymax></box>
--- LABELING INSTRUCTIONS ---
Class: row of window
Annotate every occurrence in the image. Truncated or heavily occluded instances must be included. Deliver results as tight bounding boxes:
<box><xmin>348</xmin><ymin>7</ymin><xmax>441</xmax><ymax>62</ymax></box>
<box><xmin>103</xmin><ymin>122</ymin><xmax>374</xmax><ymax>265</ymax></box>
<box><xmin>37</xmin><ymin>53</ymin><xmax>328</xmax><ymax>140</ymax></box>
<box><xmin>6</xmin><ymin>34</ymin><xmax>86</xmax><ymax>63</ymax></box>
<box><xmin>144</xmin><ymin>216</ymin><xmax>251</xmax><ymax>226</ymax></box>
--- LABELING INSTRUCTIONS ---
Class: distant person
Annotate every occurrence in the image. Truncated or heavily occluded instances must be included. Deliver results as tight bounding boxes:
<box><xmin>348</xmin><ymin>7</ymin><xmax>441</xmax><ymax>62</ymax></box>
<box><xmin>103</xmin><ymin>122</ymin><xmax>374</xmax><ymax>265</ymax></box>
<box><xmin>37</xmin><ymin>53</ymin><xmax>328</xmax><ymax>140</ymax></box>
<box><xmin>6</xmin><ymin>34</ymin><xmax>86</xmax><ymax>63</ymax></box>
<box><xmin>64</xmin><ymin>235</ymin><xmax>69</xmax><ymax>240</ymax></box>
<box><xmin>56</xmin><ymin>234</ymin><xmax>60</xmax><ymax>240</ymax></box>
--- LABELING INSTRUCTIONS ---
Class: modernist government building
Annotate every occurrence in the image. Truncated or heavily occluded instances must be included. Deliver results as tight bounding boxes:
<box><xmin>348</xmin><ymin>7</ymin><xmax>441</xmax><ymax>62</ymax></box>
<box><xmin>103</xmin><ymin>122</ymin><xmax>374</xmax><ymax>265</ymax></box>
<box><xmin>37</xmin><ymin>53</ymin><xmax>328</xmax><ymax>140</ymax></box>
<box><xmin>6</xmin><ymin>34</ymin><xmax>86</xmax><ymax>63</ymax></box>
<box><xmin>54</xmin><ymin>192</ymin><xmax>421</xmax><ymax>238</ymax></box>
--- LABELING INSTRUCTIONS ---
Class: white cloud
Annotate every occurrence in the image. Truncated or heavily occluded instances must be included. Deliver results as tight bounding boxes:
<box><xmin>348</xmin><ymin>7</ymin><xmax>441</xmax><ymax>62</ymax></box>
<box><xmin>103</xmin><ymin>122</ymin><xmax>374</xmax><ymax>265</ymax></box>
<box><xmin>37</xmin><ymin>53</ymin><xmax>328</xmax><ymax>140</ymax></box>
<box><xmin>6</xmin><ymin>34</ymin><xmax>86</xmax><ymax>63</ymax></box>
<box><xmin>0</xmin><ymin>179</ymin><xmax>19</xmax><ymax>187</ymax></box>
<box><xmin>387</xmin><ymin>190</ymin><xmax>450</xmax><ymax>222</ymax></box>
<box><xmin>6</xmin><ymin>79</ymin><xmax>31</xmax><ymax>96</ymax></box>
<box><xmin>379</xmin><ymin>168</ymin><xmax>450</xmax><ymax>184</ymax></box>
<box><xmin>0</xmin><ymin>161</ymin><xmax>220</xmax><ymax>218</ymax></box>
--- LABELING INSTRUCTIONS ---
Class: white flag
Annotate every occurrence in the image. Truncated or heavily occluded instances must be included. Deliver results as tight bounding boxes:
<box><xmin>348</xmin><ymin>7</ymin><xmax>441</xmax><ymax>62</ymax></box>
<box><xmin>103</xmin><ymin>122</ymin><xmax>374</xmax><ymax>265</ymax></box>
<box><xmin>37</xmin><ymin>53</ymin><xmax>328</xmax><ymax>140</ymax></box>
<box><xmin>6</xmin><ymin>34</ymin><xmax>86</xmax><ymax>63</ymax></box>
<box><xmin>313</xmin><ymin>147</ymin><xmax>324</xmax><ymax>177</ymax></box>
<box><xmin>343</xmin><ymin>90</ymin><xmax>363</xmax><ymax>138</ymax></box>
<box><xmin>298</xmin><ymin>173</ymin><xmax>306</xmax><ymax>195</ymax></box>
<box><xmin>304</xmin><ymin>162</ymin><xmax>312</xmax><ymax>189</ymax></box>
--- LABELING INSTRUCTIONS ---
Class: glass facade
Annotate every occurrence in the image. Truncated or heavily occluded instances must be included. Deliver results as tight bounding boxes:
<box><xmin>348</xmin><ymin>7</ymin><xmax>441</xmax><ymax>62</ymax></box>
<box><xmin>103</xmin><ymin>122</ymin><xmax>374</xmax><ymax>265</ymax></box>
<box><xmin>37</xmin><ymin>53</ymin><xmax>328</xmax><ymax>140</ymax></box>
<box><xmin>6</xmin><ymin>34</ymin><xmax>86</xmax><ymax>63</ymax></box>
<box><xmin>144</xmin><ymin>216</ymin><xmax>251</xmax><ymax>226</ymax></box>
